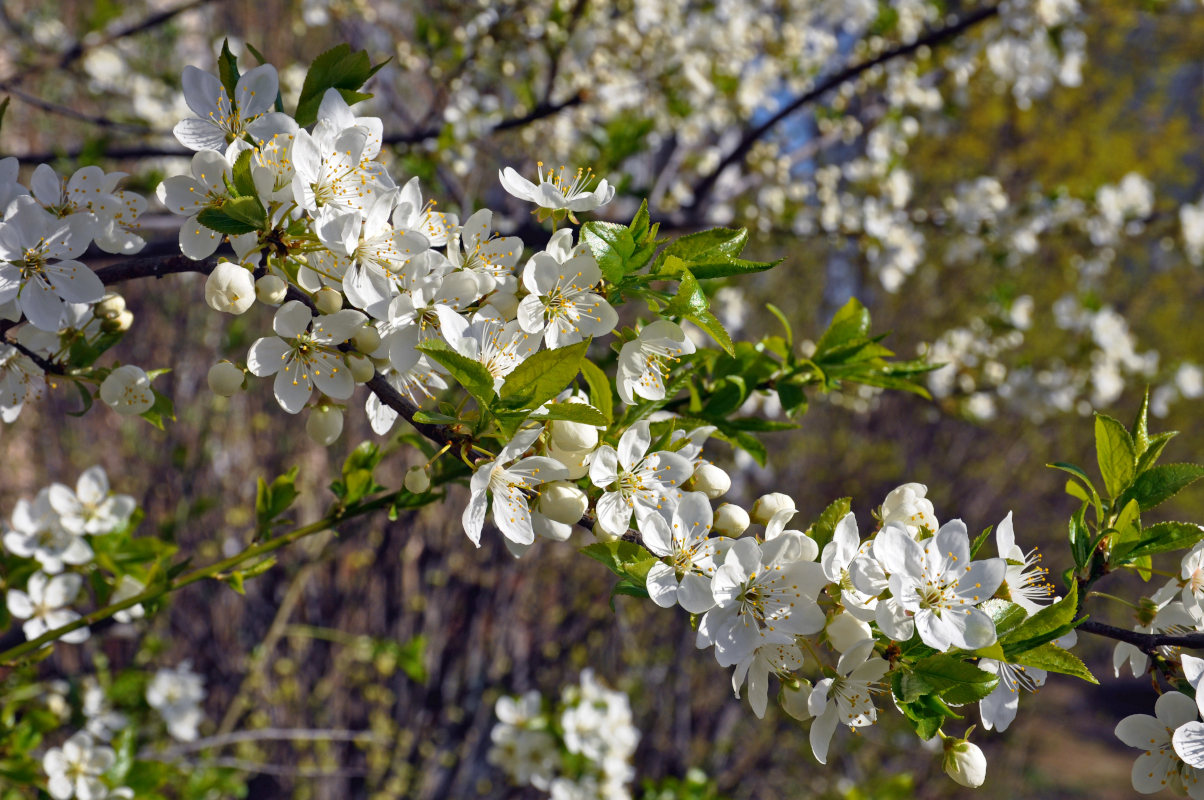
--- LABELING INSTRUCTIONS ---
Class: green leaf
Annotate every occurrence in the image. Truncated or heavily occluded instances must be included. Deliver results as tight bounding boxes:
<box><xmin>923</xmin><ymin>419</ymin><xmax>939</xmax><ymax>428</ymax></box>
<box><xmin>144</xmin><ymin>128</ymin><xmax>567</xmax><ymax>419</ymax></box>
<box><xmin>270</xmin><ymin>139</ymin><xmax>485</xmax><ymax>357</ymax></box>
<box><xmin>911</xmin><ymin>654</ymin><xmax>999</xmax><ymax>706</ymax></box>
<box><xmin>581</xmin><ymin>541</ymin><xmax>657</xmax><ymax>583</ymax></box>
<box><xmin>1110</xmin><ymin>498</ymin><xmax>1142</xmax><ymax>553</ymax></box>
<box><xmin>223</xmin><ymin>195</ymin><xmax>266</xmax><ymax>228</ymax></box>
<box><xmin>196</xmin><ymin>206</ymin><xmax>258</xmax><ymax>236</ymax></box>
<box><xmin>336</xmin><ymin>441</ymin><xmax>382</xmax><ymax>505</ymax></box>
<box><xmin>1010</xmin><ymin>643</ymin><xmax>1097</xmax><ymax>684</ymax></box>
<box><xmin>1136</xmin><ymin>431</ymin><xmax>1178</xmax><ymax>475</ymax></box>
<box><xmin>295</xmin><ymin>43</ymin><xmax>389</xmax><ymax>127</ymax></box>
<box><xmin>417</xmin><ymin>339</ymin><xmax>496</xmax><ymax>405</ymax></box>
<box><xmin>217</xmin><ymin>39</ymin><xmax>240</xmax><ymax>100</ymax></box>
<box><xmin>139</xmin><ymin>387</ymin><xmax>175</xmax><ymax>430</ymax></box>
<box><xmin>665</xmin><ymin>269</ymin><xmax>709</xmax><ymax>317</ymax></box>
<box><xmin>1121</xmin><ymin>463</ymin><xmax>1204</xmax><ymax>511</ymax></box>
<box><xmin>687</xmin><ymin>308</ymin><xmax>735</xmax><ymax>356</ymax></box>
<box><xmin>255</xmin><ymin>466</ymin><xmax>299</xmax><ymax>530</ymax></box>
<box><xmin>499</xmin><ymin>339</ymin><xmax>589</xmax><ymax>410</ymax></box>
<box><xmin>528</xmin><ymin>402</ymin><xmax>608</xmax><ymax>427</ymax></box>
<box><xmin>104</xmin><ymin>727</ymin><xmax>135</xmax><ymax>784</ymax></box>
<box><xmin>1048</xmin><ymin>462</ymin><xmax>1102</xmax><ymax>520</ymax></box>
<box><xmin>815</xmin><ymin>297</ymin><xmax>870</xmax><ymax>356</ymax></box>
<box><xmin>231</xmin><ymin>148</ymin><xmax>257</xmax><ymax>197</ymax></box>
<box><xmin>896</xmin><ymin>694</ymin><xmax>947</xmax><ymax>741</ymax></box>
<box><xmin>978</xmin><ymin>599</ymin><xmax>1029</xmax><ymax>640</ymax></box>
<box><xmin>1114</xmin><ymin>521</ymin><xmax>1204</xmax><ymax>561</ymax></box>
<box><xmin>1001</xmin><ymin>581</ymin><xmax>1079</xmax><ymax>657</ymax></box>
<box><xmin>804</xmin><ymin>497</ymin><xmax>851</xmax><ymax>552</ymax></box>
<box><xmin>1095</xmin><ymin>413</ymin><xmax>1136</xmax><ymax>498</ymax></box>
<box><xmin>581</xmin><ymin>221</ymin><xmax>638</xmax><ymax>284</ymax></box>
<box><xmin>1132</xmin><ymin>389</ymin><xmax>1151</xmax><ymax>457</ymax></box>
<box><xmin>578</xmin><ymin>358</ymin><xmax>613</xmax><ymax>424</ymax></box>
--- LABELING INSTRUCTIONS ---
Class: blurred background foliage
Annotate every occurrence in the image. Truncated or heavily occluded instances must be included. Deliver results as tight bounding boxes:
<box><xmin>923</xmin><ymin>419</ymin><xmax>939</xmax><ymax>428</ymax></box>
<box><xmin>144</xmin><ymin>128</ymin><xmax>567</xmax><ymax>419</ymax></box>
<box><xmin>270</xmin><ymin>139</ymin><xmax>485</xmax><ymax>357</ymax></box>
<box><xmin>1</xmin><ymin>0</ymin><xmax>1203</xmax><ymax>797</ymax></box>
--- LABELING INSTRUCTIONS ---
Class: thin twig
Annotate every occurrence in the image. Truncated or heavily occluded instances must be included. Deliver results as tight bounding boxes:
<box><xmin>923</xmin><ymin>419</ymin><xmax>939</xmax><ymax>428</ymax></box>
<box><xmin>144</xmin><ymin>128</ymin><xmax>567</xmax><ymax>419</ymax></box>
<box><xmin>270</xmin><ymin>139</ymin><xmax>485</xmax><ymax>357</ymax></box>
<box><xmin>1078</xmin><ymin>619</ymin><xmax>1204</xmax><ymax>653</ymax></box>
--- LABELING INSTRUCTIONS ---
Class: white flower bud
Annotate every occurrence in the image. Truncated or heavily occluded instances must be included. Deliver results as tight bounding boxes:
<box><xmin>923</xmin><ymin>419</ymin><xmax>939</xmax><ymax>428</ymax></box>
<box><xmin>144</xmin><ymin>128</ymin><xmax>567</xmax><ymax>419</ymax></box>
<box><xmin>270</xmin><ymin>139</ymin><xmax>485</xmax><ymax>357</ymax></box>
<box><xmin>205</xmin><ymin>261</ymin><xmax>256</xmax><ymax>315</ymax></box>
<box><xmin>306</xmin><ymin>405</ymin><xmax>343</xmax><ymax>446</ymax></box>
<box><xmin>100</xmin><ymin>365</ymin><xmax>154</xmax><ymax>415</ymax></box>
<box><xmin>690</xmin><ymin>463</ymin><xmax>730</xmax><ymax>499</ymax></box>
<box><xmin>255</xmin><ymin>274</ymin><xmax>288</xmax><ymax>306</ymax></box>
<box><xmin>101</xmin><ymin>309</ymin><xmax>134</xmax><ymax>333</ymax></box>
<box><xmin>314</xmin><ymin>287</ymin><xmax>343</xmax><ymax>315</ymax></box>
<box><xmin>942</xmin><ymin>735</ymin><xmax>986</xmax><ymax>788</ymax></box>
<box><xmin>93</xmin><ymin>292</ymin><xmax>125</xmax><ymax>319</ymax></box>
<box><xmin>348</xmin><ymin>354</ymin><xmax>376</xmax><ymax>383</ymax></box>
<box><xmin>353</xmin><ymin>325</ymin><xmax>382</xmax><ymax>354</ymax></box>
<box><xmin>881</xmin><ymin>482</ymin><xmax>938</xmax><ymax>535</ymax></box>
<box><xmin>825</xmin><ymin>611</ymin><xmax>872</xmax><ymax>653</ymax></box>
<box><xmin>207</xmin><ymin>361</ymin><xmax>244</xmax><ymax>396</ymax></box>
<box><xmin>781</xmin><ymin>679</ymin><xmax>813</xmax><ymax>721</ymax></box>
<box><xmin>487</xmin><ymin>291</ymin><xmax>519</xmax><ymax>319</ymax></box>
<box><xmin>548</xmin><ymin>442</ymin><xmax>590</xmax><ymax>480</ymax></box>
<box><xmin>404</xmin><ymin>465</ymin><xmax>431</xmax><ymax>494</ymax></box>
<box><xmin>592</xmin><ymin>519</ymin><xmax>620</xmax><ymax>542</ymax></box>
<box><xmin>712</xmin><ymin>503</ymin><xmax>750</xmax><ymax>536</ymax></box>
<box><xmin>751</xmin><ymin>492</ymin><xmax>795</xmax><ymax>525</ymax></box>
<box><xmin>538</xmin><ymin>481</ymin><xmax>588</xmax><ymax>525</ymax></box>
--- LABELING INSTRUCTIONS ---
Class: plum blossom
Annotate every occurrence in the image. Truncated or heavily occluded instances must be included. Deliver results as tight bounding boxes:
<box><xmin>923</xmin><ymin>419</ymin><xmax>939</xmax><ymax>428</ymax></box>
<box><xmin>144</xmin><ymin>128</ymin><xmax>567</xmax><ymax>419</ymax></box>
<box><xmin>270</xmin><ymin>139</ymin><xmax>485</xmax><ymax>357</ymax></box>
<box><xmin>1116</xmin><ymin>690</ymin><xmax>1204</xmax><ymax>797</ymax></box>
<box><xmin>146</xmin><ymin>662</ymin><xmax>207</xmax><ymax>741</ymax></box>
<box><xmin>807</xmin><ymin>638</ymin><xmax>889</xmax><ymax>764</ymax></box>
<box><xmin>173</xmin><ymin>64</ymin><xmax>287</xmax><ymax>151</ymax></box>
<box><xmin>616</xmin><ymin>320</ymin><xmax>695</xmax><ymax>405</ymax></box>
<box><xmin>247</xmin><ymin>301</ymin><xmax>366</xmax><ymax>413</ymax></box>
<box><xmin>517</xmin><ymin>243</ymin><xmax>617</xmax><ymax>349</ymax></box>
<box><xmin>642</xmin><ymin>491</ymin><xmax>729</xmax><ymax>613</ymax></box>
<box><xmin>3</xmin><ymin>490</ymin><xmax>93</xmax><ymax>573</ymax></box>
<box><xmin>500</xmin><ymin>163</ymin><xmax>615</xmax><ymax>213</ymax></box>
<box><xmin>43</xmin><ymin>732</ymin><xmax>115</xmax><ymax>800</ymax></box>
<box><xmin>6</xmin><ymin>571</ymin><xmax>89</xmax><ymax>644</ymax></box>
<box><xmin>589</xmin><ymin>420</ymin><xmax>694</xmax><ymax>537</ymax></box>
<box><xmin>462</xmin><ymin>427</ymin><xmax>569</xmax><ymax>547</ymax></box>
<box><xmin>0</xmin><ymin>201</ymin><xmax>102</xmax><ymax>330</ymax></box>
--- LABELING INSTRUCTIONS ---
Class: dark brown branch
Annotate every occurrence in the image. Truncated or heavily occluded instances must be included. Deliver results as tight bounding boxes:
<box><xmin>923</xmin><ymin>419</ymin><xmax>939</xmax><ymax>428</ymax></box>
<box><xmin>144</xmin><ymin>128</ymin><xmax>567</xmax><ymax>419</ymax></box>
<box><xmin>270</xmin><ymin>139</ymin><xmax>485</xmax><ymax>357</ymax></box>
<box><xmin>12</xmin><ymin>93</ymin><xmax>586</xmax><ymax>165</ymax></box>
<box><xmin>681</xmin><ymin>3</ymin><xmax>1001</xmax><ymax>218</ymax></box>
<box><xmin>1078</xmin><ymin>619</ymin><xmax>1204</xmax><ymax>653</ymax></box>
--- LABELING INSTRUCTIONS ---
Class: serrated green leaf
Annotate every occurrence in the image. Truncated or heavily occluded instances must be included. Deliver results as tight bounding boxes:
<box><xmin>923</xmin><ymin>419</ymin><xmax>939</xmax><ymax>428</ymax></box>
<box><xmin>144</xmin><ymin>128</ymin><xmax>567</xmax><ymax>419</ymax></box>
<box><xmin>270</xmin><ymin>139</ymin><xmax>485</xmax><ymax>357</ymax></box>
<box><xmin>217</xmin><ymin>39</ymin><xmax>240</xmax><ymax>100</ymax></box>
<box><xmin>1048</xmin><ymin>462</ymin><xmax>1102</xmax><ymax>520</ymax></box>
<box><xmin>665</xmin><ymin>269</ymin><xmax>709</xmax><ymax>317</ymax></box>
<box><xmin>223</xmin><ymin>195</ymin><xmax>266</xmax><ymax>228</ymax></box>
<box><xmin>295</xmin><ymin>43</ymin><xmax>388</xmax><ymax>127</ymax></box>
<box><xmin>1001</xmin><ymin>581</ymin><xmax>1079</xmax><ymax>657</ymax></box>
<box><xmin>528</xmin><ymin>402</ymin><xmax>608</xmax><ymax>427</ymax></box>
<box><xmin>815</xmin><ymin>297</ymin><xmax>870</xmax><ymax>356</ymax></box>
<box><xmin>256</xmin><ymin>466</ymin><xmax>299</xmax><ymax>529</ymax></box>
<box><xmin>804</xmin><ymin>497</ymin><xmax>851</xmax><ymax>552</ymax></box>
<box><xmin>581</xmin><ymin>221</ymin><xmax>638</xmax><ymax>284</ymax></box>
<box><xmin>499</xmin><ymin>339</ymin><xmax>589</xmax><ymax>411</ymax></box>
<box><xmin>1132</xmin><ymin>389</ymin><xmax>1151</xmax><ymax>457</ymax></box>
<box><xmin>578</xmin><ymin>358</ymin><xmax>613</xmax><ymax>424</ymax></box>
<box><xmin>196</xmin><ymin>206</ymin><xmax>258</xmax><ymax>235</ymax></box>
<box><xmin>1114</xmin><ymin>521</ymin><xmax>1204</xmax><ymax>561</ymax></box>
<box><xmin>1121</xmin><ymin>463</ymin><xmax>1204</xmax><ymax>511</ymax></box>
<box><xmin>687</xmin><ymin>308</ymin><xmax>735</xmax><ymax>356</ymax></box>
<box><xmin>581</xmin><ymin>540</ymin><xmax>657</xmax><ymax>581</ymax></box>
<box><xmin>1095</xmin><ymin>413</ymin><xmax>1136</xmax><ymax>498</ymax></box>
<box><xmin>980</xmin><ymin>599</ymin><xmax>1029</xmax><ymax>639</ymax></box>
<box><xmin>417</xmin><ymin>339</ymin><xmax>496</xmax><ymax>404</ymax></box>
<box><xmin>231</xmin><ymin>148</ymin><xmax>256</xmax><ymax>197</ymax></box>
<box><xmin>911</xmin><ymin>654</ymin><xmax>998</xmax><ymax>706</ymax></box>
<box><xmin>1136</xmin><ymin>431</ymin><xmax>1178</xmax><ymax>474</ymax></box>
<box><xmin>897</xmin><ymin>694</ymin><xmax>946</xmax><ymax>741</ymax></box>
<box><xmin>1010</xmin><ymin>642</ymin><xmax>1097</xmax><ymax>683</ymax></box>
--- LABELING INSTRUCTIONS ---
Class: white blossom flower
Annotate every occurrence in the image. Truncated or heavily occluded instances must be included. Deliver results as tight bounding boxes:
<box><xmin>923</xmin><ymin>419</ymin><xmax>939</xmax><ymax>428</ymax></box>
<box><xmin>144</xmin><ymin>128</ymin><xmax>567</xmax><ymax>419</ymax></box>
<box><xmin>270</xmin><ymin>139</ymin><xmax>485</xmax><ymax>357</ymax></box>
<box><xmin>874</xmin><ymin>519</ymin><xmax>1005</xmax><ymax>650</ymax></box>
<box><xmin>173</xmin><ymin>64</ymin><xmax>287</xmax><ymax>151</ymax></box>
<box><xmin>977</xmin><ymin>658</ymin><xmax>1046</xmax><ymax>732</ymax></box>
<box><xmin>290</xmin><ymin>126</ymin><xmax>378</xmax><ymax>216</ymax></box>
<box><xmin>642</xmin><ymin>491</ymin><xmax>729</xmax><ymax>613</ymax></box>
<box><xmin>446</xmin><ymin>209</ymin><xmax>522</xmax><ymax>295</ymax></box>
<box><xmin>4</xmin><ymin>490</ymin><xmax>93</xmax><ymax>573</ymax></box>
<box><xmin>82</xmin><ymin>678</ymin><xmax>128</xmax><ymax>741</ymax></box>
<box><xmin>147</xmin><ymin>662</ymin><xmax>206</xmax><ymax>741</ymax></box>
<box><xmin>394</xmin><ymin>176</ymin><xmax>457</xmax><ymax>247</ymax></box>
<box><xmin>204</xmin><ymin>261</ymin><xmax>256</xmax><ymax>314</ymax></box>
<box><xmin>500</xmin><ymin>163</ymin><xmax>615</xmax><ymax>213</ymax></box>
<box><xmin>6</xmin><ymin>571</ymin><xmax>89</xmax><ymax>644</ymax></box>
<box><xmin>0</xmin><ymin>342</ymin><xmax>45</xmax><ymax>422</ymax></box>
<box><xmin>155</xmin><ymin>149</ymin><xmax>234</xmax><ymax>259</ymax></box>
<box><xmin>99</xmin><ymin>365</ymin><xmax>154</xmax><ymax>416</ymax></box>
<box><xmin>247</xmin><ymin>301</ymin><xmax>366</xmax><ymax>413</ymax></box>
<box><xmin>48</xmin><ymin>466</ymin><xmax>134</xmax><ymax>537</ymax></box>
<box><xmin>1116</xmin><ymin>690</ymin><xmax>1204</xmax><ymax>797</ymax></box>
<box><xmin>731</xmin><ymin>636</ymin><xmax>803</xmax><ymax>719</ymax></box>
<box><xmin>517</xmin><ymin>240</ymin><xmax>617</xmax><ymax>349</ymax></box>
<box><xmin>616</xmin><ymin>320</ymin><xmax>695</xmax><ymax>405</ymax></box>
<box><xmin>589</xmin><ymin>420</ymin><xmax>693</xmax><ymax>537</ymax></box>
<box><xmin>880</xmin><ymin>482</ymin><xmax>938</xmax><ymax>536</ymax></box>
<box><xmin>0</xmin><ymin>201</ymin><xmax>102</xmax><ymax>331</ymax></box>
<box><xmin>43</xmin><ymin>731</ymin><xmax>115</xmax><ymax>800</ymax></box>
<box><xmin>807</xmin><ymin>638</ymin><xmax>889</xmax><ymax>764</ymax></box>
<box><xmin>462</xmin><ymin>427</ymin><xmax>569</xmax><ymax>547</ymax></box>
<box><xmin>699</xmin><ymin>535</ymin><xmax>827</xmax><ymax>666</ymax></box>
<box><xmin>437</xmin><ymin>306</ymin><xmax>538</xmax><ymax>390</ymax></box>
<box><xmin>821</xmin><ymin>512</ymin><xmax>879</xmax><ymax>621</ymax></box>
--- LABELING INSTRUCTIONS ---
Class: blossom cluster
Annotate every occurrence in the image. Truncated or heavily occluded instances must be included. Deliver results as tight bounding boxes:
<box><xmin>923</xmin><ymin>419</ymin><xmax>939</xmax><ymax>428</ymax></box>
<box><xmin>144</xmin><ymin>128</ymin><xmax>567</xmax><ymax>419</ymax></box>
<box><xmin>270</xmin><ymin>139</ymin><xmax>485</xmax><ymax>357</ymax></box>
<box><xmin>488</xmin><ymin>669</ymin><xmax>639</xmax><ymax>799</ymax></box>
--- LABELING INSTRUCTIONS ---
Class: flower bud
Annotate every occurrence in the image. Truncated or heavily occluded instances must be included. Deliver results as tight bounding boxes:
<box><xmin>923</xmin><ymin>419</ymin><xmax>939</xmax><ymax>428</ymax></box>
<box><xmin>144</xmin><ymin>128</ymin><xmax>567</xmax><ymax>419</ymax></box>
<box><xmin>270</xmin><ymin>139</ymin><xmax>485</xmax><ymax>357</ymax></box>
<box><xmin>548</xmin><ymin>442</ymin><xmax>590</xmax><ymax>480</ymax></box>
<box><xmin>256</xmin><ymin>274</ymin><xmax>288</xmax><ymax>306</ymax></box>
<box><xmin>306</xmin><ymin>405</ymin><xmax>343</xmax><ymax>446</ymax></box>
<box><xmin>881</xmin><ymin>482</ymin><xmax>938</xmax><ymax>535</ymax></box>
<box><xmin>99</xmin><ymin>365</ymin><xmax>154</xmax><ymax>415</ymax></box>
<box><xmin>487</xmin><ymin>291</ymin><xmax>519</xmax><ymax>319</ymax></box>
<box><xmin>404</xmin><ymin>465</ymin><xmax>431</xmax><ymax>494</ymax></box>
<box><xmin>538</xmin><ymin>481</ymin><xmax>588</xmax><ymax>525</ymax></box>
<box><xmin>751</xmin><ymin>492</ymin><xmax>795</xmax><ymax>525</ymax></box>
<box><xmin>207</xmin><ymin>361</ymin><xmax>244</xmax><ymax>396</ymax></box>
<box><xmin>825</xmin><ymin>611</ymin><xmax>872</xmax><ymax>653</ymax></box>
<box><xmin>101</xmin><ymin>309</ymin><xmax>134</xmax><ymax>333</ymax></box>
<box><xmin>205</xmin><ymin>261</ymin><xmax>256</xmax><ymax>314</ymax></box>
<box><xmin>690</xmin><ymin>463</ymin><xmax>730</xmax><ymax>499</ymax></box>
<box><xmin>348</xmin><ymin>353</ymin><xmax>376</xmax><ymax>383</ymax></box>
<box><xmin>549</xmin><ymin>415</ymin><xmax>599</xmax><ymax>454</ymax></box>
<box><xmin>942</xmin><ymin>733</ymin><xmax>986</xmax><ymax>788</ymax></box>
<box><xmin>314</xmin><ymin>287</ymin><xmax>343</xmax><ymax>315</ymax></box>
<box><xmin>592</xmin><ymin>519</ymin><xmax>620</xmax><ymax>542</ymax></box>
<box><xmin>781</xmin><ymin>679</ymin><xmax>813</xmax><ymax>721</ymax></box>
<box><xmin>93</xmin><ymin>292</ymin><xmax>126</xmax><ymax>319</ymax></box>
<box><xmin>353</xmin><ymin>325</ymin><xmax>382</xmax><ymax>354</ymax></box>
<box><xmin>712</xmin><ymin>503</ymin><xmax>750</xmax><ymax>536</ymax></box>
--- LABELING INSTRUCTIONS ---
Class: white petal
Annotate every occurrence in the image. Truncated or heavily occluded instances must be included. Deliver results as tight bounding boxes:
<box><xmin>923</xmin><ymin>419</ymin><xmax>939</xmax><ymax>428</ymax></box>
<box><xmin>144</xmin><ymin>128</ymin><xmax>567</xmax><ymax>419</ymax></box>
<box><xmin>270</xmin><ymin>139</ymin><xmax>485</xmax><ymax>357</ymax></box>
<box><xmin>645</xmin><ymin>562</ymin><xmax>679</xmax><ymax>608</ymax></box>
<box><xmin>246</xmin><ymin>336</ymin><xmax>290</xmax><ymax>377</ymax></box>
